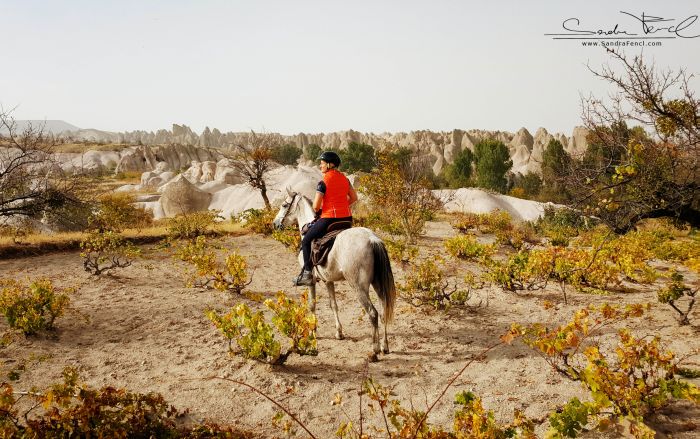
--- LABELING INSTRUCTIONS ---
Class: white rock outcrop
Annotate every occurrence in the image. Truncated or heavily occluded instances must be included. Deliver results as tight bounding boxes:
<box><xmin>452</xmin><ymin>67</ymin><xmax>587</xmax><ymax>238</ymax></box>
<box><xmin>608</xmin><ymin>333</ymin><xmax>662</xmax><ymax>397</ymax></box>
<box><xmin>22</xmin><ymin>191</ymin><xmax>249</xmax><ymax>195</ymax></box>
<box><xmin>159</xmin><ymin>175</ymin><xmax>212</xmax><ymax>217</ymax></box>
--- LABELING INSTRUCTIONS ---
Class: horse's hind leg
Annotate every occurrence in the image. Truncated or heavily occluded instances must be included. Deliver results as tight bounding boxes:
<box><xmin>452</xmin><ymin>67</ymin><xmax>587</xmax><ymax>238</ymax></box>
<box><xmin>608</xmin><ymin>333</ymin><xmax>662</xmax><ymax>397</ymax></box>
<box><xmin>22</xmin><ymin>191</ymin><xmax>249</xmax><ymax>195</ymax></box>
<box><xmin>353</xmin><ymin>283</ymin><xmax>380</xmax><ymax>355</ymax></box>
<box><xmin>325</xmin><ymin>282</ymin><xmax>343</xmax><ymax>339</ymax></box>
<box><xmin>373</xmin><ymin>281</ymin><xmax>390</xmax><ymax>354</ymax></box>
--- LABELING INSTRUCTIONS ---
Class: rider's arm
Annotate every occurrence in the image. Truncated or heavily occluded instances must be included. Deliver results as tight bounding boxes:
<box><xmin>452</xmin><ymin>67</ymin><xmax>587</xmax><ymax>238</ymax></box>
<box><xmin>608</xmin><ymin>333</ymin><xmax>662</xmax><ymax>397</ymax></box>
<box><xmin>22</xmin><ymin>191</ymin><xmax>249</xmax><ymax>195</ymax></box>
<box><xmin>347</xmin><ymin>186</ymin><xmax>358</xmax><ymax>206</ymax></box>
<box><xmin>312</xmin><ymin>191</ymin><xmax>323</xmax><ymax>212</ymax></box>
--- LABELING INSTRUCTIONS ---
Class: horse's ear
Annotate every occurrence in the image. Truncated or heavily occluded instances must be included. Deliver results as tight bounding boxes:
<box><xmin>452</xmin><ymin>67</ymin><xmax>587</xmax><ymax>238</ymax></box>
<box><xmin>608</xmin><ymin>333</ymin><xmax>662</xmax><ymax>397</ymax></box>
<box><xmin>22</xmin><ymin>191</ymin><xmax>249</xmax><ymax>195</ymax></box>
<box><xmin>286</xmin><ymin>186</ymin><xmax>293</xmax><ymax>196</ymax></box>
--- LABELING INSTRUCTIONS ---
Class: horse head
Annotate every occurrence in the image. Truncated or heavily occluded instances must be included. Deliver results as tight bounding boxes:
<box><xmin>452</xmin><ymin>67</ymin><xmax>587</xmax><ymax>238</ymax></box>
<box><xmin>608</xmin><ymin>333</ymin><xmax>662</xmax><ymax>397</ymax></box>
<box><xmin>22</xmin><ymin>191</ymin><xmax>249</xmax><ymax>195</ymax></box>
<box><xmin>273</xmin><ymin>188</ymin><xmax>300</xmax><ymax>230</ymax></box>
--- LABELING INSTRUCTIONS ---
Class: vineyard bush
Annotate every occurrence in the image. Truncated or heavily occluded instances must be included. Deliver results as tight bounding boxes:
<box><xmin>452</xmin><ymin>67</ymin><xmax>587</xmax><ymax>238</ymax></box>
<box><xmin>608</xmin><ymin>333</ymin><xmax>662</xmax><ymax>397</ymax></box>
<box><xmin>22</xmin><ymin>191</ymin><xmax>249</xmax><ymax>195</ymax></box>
<box><xmin>206</xmin><ymin>291</ymin><xmax>317</xmax><ymax>365</ymax></box>
<box><xmin>487</xmin><ymin>230</ymin><xmax>659</xmax><ymax>296</ymax></box>
<box><xmin>658</xmin><ymin>272</ymin><xmax>697</xmax><ymax>325</ymax></box>
<box><xmin>444</xmin><ymin>235</ymin><xmax>494</xmax><ymax>261</ymax></box>
<box><xmin>235</xmin><ymin>208</ymin><xmax>276</xmax><ymax>235</ymax></box>
<box><xmin>88</xmin><ymin>192</ymin><xmax>152</xmax><ymax>232</ymax></box>
<box><xmin>336</xmin><ymin>378</ymin><xmax>535</xmax><ymax>438</ymax></box>
<box><xmin>399</xmin><ymin>259</ymin><xmax>471</xmax><ymax>309</ymax></box>
<box><xmin>0</xmin><ymin>367</ymin><xmax>253</xmax><ymax>437</ymax></box>
<box><xmin>533</xmin><ymin>206</ymin><xmax>594</xmax><ymax>247</ymax></box>
<box><xmin>452</xmin><ymin>210</ymin><xmax>512</xmax><ymax>235</ymax></box>
<box><xmin>80</xmin><ymin>230</ymin><xmax>141</xmax><ymax>275</ymax></box>
<box><xmin>271</xmin><ymin>226</ymin><xmax>301</xmax><ymax>251</ymax></box>
<box><xmin>166</xmin><ymin>210</ymin><xmax>220</xmax><ymax>241</ymax></box>
<box><xmin>0</xmin><ymin>278</ymin><xmax>72</xmax><ymax>335</ymax></box>
<box><xmin>507</xmin><ymin>304</ymin><xmax>700</xmax><ymax>438</ymax></box>
<box><xmin>452</xmin><ymin>210</ymin><xmax>536</xmax><ymax>249</ymax></box>
<box><xmin>175</xmin><ymin>236</ymin><xmax>252</xmax><ymax>294</ymax></box>
<box><xmin>384</xmin><ymin>238</ymin><xmax>418</xmax><ymax>265</ymax></box>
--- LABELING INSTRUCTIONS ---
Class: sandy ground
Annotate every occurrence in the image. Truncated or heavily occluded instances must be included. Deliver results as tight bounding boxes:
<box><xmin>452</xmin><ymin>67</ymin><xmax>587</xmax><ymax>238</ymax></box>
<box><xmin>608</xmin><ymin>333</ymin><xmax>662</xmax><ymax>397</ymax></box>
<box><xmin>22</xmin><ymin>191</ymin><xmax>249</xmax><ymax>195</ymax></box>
<box><xmin>1</xmin><ymin>221</ymin><xmax>699</xmax><ymax>438</ymax></box>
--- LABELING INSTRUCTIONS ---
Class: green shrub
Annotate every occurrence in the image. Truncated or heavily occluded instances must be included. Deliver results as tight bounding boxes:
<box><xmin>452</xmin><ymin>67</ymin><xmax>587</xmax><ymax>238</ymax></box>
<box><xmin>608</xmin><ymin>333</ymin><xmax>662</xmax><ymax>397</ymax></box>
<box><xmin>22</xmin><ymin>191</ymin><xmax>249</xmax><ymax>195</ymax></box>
<box><xmin>0</xmin><ymin>278</ymin><xmax>72</xmax><ymax>335</ymax></box>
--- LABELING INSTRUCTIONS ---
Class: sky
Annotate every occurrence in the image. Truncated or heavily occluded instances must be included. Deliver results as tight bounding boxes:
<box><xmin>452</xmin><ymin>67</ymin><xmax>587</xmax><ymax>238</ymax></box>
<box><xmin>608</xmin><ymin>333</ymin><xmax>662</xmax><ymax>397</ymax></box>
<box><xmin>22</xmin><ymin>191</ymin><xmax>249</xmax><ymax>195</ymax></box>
<box><xmin>2</xmin><ymin>0</ymin><xmax>699</xmax><ymax>136</ymax></box>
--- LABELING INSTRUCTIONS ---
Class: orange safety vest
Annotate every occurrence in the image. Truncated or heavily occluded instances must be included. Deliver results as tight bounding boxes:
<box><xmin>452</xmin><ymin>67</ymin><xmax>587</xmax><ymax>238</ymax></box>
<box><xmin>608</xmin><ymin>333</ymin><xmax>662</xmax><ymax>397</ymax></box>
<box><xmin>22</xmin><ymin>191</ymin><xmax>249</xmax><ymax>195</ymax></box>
<box><xmin>319</xmin><ymin>169</ymin><xmax>352</xmax><ymax>218</ymax></box>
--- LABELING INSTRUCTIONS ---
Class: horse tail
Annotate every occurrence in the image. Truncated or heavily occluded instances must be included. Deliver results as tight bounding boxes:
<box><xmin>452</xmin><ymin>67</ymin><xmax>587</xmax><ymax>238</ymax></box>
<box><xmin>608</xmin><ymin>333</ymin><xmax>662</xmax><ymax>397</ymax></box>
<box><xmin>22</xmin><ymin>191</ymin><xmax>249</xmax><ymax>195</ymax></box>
<box><xmin>371</xmin><ymin>240</ymin><xmax>396</xmax><ymax>324</ymax></box>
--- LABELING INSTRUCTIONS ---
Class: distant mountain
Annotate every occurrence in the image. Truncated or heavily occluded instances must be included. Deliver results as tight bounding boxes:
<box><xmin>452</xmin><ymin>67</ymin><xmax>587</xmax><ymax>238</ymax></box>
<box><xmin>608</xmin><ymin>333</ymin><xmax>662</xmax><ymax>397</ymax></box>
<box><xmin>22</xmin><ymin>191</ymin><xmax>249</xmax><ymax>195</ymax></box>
<box><xmin>0</xmin><ymin>120</ymin><xmax>81</xmax><ymax>135</ymax></box>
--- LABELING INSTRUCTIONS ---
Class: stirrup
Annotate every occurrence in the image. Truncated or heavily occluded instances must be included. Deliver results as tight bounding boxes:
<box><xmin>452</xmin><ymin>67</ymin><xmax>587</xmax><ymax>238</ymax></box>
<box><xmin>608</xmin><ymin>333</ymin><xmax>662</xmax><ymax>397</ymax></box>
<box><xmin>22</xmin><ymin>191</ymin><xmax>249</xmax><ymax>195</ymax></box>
<box><xmin>293</xmin><ymin>270</ymin><xmax>315</xmax><ymax>287</ymax></box>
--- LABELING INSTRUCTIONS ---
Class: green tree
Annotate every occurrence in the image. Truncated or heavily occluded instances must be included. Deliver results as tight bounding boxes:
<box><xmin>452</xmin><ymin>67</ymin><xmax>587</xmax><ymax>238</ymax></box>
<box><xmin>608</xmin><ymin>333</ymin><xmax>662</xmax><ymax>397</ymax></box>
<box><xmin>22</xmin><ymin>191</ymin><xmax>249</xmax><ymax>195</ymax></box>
<box><xmin>338</xmin><ymin>142</ymin><xmax>376</xmax><ymax>174</ymax></box>
<box><xmin>510</xmin><ymin>172</ymin><xmax>542</xmax><ymax>199</ymax></box>
<box><xmin>473</xmin><ymin>139</ymin><xmax>512</xmax><ymax>193</ymax></box>
<box><xmin>271</xmin><ymin>144</ymin><xmax>302</xmax><ymax>165</ymax></box>
<box><xmin>443</xmin><ymin>148</ymin><xmax>474</xmax><ymax>188</ymax></box>
<box><xmin>541</xmin><ymin>139</ymin><xmax>571</xmax><ymax>202</ymax></box>
<box><xmin>304</xmin><ymin>143</ymin><xmax>322</xmax><ymax>161</ymax></box>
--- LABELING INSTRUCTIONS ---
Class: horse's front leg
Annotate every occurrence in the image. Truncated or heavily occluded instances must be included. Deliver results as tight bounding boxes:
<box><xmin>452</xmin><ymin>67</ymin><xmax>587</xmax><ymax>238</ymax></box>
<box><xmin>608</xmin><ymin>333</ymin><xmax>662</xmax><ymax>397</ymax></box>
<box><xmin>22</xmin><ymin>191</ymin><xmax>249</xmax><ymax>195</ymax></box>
<box><xmin>309</xmin><ymin>282</ymin><xmax>317</xmax><ymax>313</ymax></box>
<box><xmin>326</xmin><ymin>282</ymin><xmax>343</xmax><ymax>339</ymax></box>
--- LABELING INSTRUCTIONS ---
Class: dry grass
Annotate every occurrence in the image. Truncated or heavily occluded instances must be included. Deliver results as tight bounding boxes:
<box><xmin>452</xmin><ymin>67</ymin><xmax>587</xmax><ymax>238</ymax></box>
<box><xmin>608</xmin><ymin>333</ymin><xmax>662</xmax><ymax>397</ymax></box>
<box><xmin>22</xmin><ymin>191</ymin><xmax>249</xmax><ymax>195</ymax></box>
<box><xmin>0</xmin><ymin>221</ymin><xmax>248</xmax><ymax>259</ymax></box>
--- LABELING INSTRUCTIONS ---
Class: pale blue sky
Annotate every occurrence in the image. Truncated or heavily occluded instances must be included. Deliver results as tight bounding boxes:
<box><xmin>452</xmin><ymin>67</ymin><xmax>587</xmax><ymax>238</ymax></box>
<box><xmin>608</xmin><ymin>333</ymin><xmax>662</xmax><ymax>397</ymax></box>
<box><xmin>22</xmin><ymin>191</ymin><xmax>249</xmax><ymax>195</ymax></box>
<box><xmin>2</xmin><ymin>1</ymin><xmax>699</xmax><ymax>135</ymax></box>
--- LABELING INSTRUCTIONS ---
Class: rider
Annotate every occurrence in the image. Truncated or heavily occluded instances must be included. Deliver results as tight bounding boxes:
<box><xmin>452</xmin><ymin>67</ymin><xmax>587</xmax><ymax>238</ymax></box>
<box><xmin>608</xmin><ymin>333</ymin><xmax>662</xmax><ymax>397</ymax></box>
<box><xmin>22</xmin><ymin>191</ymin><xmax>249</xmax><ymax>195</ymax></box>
<box><xmin>294</xmin><ymin>151</ymin><xmax>358</xmax><ymax>286</ymax></box>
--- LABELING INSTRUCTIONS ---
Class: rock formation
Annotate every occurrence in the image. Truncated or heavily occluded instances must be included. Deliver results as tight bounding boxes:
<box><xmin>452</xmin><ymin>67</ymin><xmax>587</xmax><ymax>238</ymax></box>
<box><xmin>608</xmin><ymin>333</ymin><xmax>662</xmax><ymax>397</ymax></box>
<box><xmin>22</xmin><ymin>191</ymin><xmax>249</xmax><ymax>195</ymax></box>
<box><xmin>56</xmin><ymin>123</ymin><xmax>589</xmax><ymax>178</ymax></box>
<box><xmin>159</xmin><ymin>175</ymin><xmax>212</xmax><ymax>217</ymax></box>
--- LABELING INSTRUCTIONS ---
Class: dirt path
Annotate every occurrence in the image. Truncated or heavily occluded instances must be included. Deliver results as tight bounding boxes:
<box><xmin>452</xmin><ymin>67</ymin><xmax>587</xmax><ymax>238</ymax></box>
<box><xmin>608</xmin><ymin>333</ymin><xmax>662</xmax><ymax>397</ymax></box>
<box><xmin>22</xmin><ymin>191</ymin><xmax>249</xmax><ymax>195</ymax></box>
<box><xmin>1</xmin><ymin>223</ymin><xmax>699</xmax><ymax>437</ymax></box>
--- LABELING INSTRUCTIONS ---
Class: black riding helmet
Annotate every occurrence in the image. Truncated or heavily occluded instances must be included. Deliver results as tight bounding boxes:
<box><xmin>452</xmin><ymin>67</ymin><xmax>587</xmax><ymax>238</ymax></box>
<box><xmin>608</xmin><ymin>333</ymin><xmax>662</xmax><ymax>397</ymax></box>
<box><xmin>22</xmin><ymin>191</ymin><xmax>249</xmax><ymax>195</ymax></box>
<box><xmin>317</xmin><ymin>151</ymin><xmax>341</xmax><ymax>167</ymax></box>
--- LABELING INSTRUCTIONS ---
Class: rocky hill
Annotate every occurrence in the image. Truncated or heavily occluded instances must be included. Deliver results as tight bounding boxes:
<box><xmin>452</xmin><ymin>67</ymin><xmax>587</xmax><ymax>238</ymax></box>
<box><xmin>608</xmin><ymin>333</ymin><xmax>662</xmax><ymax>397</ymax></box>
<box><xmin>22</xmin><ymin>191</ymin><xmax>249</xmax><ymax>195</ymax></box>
<box><xmin>55</xmin><ymin>124</ymin><xmax>589</xmax><ymax>176</ymax></box>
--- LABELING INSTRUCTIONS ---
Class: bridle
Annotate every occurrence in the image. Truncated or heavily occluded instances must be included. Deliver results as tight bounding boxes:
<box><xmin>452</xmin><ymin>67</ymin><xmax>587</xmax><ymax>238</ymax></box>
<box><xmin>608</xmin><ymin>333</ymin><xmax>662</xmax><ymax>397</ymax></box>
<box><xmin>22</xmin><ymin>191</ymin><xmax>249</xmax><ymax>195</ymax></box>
<box><xmin>278</xmin><ymin>192</ymin><xmax>298</xmax><ymax>226</ymax></box>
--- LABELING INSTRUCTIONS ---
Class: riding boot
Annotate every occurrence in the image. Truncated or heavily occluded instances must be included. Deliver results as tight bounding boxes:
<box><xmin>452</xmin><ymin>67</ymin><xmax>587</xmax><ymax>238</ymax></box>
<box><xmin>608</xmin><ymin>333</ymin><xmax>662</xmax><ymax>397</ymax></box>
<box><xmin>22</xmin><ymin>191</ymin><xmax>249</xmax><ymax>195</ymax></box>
<box><xmin>293</xmin><ymin>270</ymin><xmax>314</xmax><ymax>287</ymax></box>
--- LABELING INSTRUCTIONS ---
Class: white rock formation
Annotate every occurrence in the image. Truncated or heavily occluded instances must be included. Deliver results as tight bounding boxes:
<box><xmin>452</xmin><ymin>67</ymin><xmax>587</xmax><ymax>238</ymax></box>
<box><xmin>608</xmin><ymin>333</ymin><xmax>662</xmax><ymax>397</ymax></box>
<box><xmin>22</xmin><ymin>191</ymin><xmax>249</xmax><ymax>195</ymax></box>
<box><xmin>159</xmin><ymin>175</ymin><xmax>213</xmax><ymax>217</ymax></box>
<box><xmin>435</xmin><ymin>188</ymin><xmax>551</xmax><ymax>222</ymax></box>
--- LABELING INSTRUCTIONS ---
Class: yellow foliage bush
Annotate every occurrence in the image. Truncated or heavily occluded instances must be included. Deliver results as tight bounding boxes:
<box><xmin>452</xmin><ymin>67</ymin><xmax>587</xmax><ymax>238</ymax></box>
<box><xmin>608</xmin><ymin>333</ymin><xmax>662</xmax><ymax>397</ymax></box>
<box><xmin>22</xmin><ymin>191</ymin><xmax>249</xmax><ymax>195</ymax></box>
<box><xmin>0</xmin><ymin>278</ymin><xmax>72</xmax><ymax>335</ymax></box>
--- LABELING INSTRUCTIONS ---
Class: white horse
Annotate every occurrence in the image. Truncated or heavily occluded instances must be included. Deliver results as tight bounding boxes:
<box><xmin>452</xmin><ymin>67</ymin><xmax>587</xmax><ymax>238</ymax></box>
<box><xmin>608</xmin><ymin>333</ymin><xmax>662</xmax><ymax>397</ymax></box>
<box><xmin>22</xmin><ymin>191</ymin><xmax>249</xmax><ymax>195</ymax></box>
<box><xmin>272</xmin><ymin>189</ymin><xmax>396</xmax><ymax>357</ymax></box>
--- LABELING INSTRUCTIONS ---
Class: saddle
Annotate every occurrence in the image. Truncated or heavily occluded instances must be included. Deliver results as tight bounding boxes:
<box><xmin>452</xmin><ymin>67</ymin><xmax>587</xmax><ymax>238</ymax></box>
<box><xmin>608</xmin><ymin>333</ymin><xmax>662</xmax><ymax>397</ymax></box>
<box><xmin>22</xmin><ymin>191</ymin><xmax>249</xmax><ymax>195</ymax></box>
<box><xmin>310</xmin><ymin>220</ymin><xmax>352</xmax><ymax>267</ymax></box>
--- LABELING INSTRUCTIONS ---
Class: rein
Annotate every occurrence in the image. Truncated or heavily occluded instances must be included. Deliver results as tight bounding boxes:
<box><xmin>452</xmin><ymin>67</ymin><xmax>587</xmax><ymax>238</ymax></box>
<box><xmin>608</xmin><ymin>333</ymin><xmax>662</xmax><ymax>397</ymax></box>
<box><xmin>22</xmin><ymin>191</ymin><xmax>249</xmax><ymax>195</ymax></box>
<box><xmin>279</xmin><ymin>193</ymin><xmax>298</xmax><ymax>226</ymax></box>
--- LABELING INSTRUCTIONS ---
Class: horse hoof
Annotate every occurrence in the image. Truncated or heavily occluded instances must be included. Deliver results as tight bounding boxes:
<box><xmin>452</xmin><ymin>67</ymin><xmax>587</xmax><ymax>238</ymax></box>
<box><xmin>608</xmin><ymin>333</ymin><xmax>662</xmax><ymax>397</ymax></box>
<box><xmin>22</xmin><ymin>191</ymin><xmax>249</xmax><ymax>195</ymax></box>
<box><xmin>368</xmin><ymin>353</ymin><xmax>379</xmax><ymax>363</ymax></box>
<box><xmin>335</xmin><ymin>332</ymin><xmax>344</xmax><ymax>340</ymax></box>
<box><xmin>382</xmin><ymin>347</ymin><xmax>390</xmax><ymax>354</ymax></box>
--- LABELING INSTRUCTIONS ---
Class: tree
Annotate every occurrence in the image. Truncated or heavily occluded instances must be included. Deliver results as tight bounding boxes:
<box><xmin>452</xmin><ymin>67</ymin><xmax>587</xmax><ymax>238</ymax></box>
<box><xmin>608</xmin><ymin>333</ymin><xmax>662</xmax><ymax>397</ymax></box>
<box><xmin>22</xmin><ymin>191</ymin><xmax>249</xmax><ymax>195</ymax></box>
<box><xmin>442</xmin><ymin>148</ymin><xmax>474</xmax><ymax>188</ymax></box>
<box><xmin>473</xmin><ymin>139</ymin><xmax>512</xmax><ymax>193</ymax></box>
<box><xmin>510</xmin><ymin>172</ymin><xmax>542</xmax><ymax>199</ymax></box>
<box><xmin>568</xmin><ymin>50</ymin><xmax>699</xmax><ymax>232</ymax></box>
<box><xmin>228</xmin><ymin>131</ymin><xmax>280</xmax><ymax>210</ymax></box>
<box><xmin>339</xmin><ymin>142</ymin><xmax>376</xmax><ymax>174</ymax></box>
<box><xmin>271</xmin><ymin>144</ymin><xmax>302</xmax><ymax>166</ymax></box>
<box><xmin>540</xmin><ymin>139</ymin><xmax>571</xmax><ymax>202</ymax></box>
<box><xmin>304</xmin><ymin>143</ymin><xmax>322</xmax><ymax>161</ymax></box>
<box><xmin>0</xmin><ymin>110</ymin><xmax>88</xmax><ymax>223</ymax></box>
